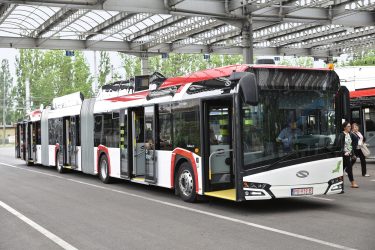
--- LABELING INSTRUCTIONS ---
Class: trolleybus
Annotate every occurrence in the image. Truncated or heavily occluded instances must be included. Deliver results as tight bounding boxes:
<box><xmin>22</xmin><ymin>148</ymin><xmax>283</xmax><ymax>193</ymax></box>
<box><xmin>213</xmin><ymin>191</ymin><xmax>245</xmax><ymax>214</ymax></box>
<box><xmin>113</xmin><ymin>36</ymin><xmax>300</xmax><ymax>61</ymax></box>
<box><xmin>16</xmin><ymin>64</ymin><xmax>348</xmax><ymax>202</ymax></box>
<box><xmin>350</xmin><ymin>87</ymin><xmax>375</xmax><ymax>159</ymax></box>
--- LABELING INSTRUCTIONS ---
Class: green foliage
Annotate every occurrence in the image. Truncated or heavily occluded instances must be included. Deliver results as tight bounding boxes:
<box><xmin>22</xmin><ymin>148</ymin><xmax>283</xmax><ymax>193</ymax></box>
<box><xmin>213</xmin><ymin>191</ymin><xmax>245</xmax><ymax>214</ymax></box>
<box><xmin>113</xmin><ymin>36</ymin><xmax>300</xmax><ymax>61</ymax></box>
<box><xmin>118</xmin><ymin>53</ymin><xmax>243</xmax><ymax>79</ymax></box>
<box><xmin>98</xmin><ymin>51</ymin><xmax>111</xmax><ymax>87</ymax></box>
<box><xmin>148</xmin><ymin>53</ymin><xmax>243</xmax><ymax>77</ymax></box>
<box><xmin>347</xmin><ymin>50</ymin><xmax>375</xmax><ymax>66</ymax></box>
<box><xmin>119</xmin><ymin>53</ymin><xmax>141</xmax><ymax>79</ymax></box>
<box><xmin>14</xmin><ymin>49</ymin><xmax>93</xmax><ymax>118</ymax></box>
<box><xmin>278</xmin><ymin>57</ymin><xmax>313</xmax><ymax>67</ymax></box>
<box><xmin>0</xmin><ymin>59</ymin><xmax>14</xmax><ymax>124</ymax></box>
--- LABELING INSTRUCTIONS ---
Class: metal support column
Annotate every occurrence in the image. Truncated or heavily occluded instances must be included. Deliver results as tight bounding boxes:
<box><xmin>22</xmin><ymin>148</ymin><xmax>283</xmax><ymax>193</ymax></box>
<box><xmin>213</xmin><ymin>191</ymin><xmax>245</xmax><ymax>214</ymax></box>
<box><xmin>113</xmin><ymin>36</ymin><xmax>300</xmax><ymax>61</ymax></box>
<box><xmin>242</xmin><ymin>17</ymin><xmax>254</xmax><ymax>64</ymax></box>
<box><xmin>141</xmin><ymin>53</ymin><xmax>150</xmax><ymax>75</ymax></box>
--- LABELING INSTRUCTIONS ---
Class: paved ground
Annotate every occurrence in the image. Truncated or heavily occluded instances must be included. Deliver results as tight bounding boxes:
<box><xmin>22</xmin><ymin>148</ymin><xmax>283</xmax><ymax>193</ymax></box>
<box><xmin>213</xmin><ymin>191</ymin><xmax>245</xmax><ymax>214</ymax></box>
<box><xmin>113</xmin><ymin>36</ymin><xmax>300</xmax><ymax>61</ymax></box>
<box><xmin>0</xmin><ymin>147</ymin><xmax>374</xmax><ymax>250</ymax></box>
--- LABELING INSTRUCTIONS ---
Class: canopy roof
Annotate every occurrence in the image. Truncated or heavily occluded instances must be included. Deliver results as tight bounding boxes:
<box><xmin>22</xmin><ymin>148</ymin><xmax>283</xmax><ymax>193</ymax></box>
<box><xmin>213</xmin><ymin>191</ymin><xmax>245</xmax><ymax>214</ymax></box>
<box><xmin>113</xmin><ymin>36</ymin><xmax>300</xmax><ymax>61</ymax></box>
<box><xmin>0</xmin><ymin>0</ymin><xmax>374</xmax><ymax>58</ymax></box>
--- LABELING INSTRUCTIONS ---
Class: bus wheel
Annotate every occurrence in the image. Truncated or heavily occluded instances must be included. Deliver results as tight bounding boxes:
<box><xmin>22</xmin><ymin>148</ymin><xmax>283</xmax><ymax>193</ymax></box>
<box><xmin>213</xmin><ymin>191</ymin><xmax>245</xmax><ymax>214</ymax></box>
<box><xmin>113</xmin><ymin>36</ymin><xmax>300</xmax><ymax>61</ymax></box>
<box><xmin>177</xmin><ymin>162</ymin><xmax>197</xmax><ymax>202</ymax></box>
<box><xmin>99</xmin><ymin>154</ymin><xmax>111</xmax><ymax>184</ymax></box>
<box><xmin>56</xmin><ymin>153</ymin><xmax>65</xmax><ymax>174</ymax></box>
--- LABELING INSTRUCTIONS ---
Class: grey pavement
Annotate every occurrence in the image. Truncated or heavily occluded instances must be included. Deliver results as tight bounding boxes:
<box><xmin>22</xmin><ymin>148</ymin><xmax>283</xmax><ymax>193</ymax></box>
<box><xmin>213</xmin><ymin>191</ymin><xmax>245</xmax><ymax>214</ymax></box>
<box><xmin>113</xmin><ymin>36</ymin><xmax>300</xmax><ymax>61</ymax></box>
<box><xmin>0</xmin><ymin>147</ymin><xmax>374</xmax><ymax>250</ymax></box>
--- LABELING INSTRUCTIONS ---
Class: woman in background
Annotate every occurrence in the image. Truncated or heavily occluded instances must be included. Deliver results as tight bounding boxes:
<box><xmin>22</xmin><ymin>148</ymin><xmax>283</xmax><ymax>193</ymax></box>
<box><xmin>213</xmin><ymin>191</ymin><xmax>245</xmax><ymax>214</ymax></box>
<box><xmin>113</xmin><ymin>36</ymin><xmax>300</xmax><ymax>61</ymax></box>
<box><xmin>351</xmin><ymin>123</ymin><xmax>370</xmax><ymax>177</ymax></box>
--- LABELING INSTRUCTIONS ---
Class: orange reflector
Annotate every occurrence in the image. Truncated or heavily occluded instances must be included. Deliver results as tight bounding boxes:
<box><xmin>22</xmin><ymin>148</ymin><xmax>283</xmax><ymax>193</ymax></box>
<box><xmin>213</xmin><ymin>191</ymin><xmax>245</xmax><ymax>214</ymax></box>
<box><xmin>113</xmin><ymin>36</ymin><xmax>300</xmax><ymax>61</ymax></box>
<box><xmin>194</xmin><ymin>148</ymin><xmax>199</xmax><ymax>154</ymax></box>
<box><xmin>328</xmin><ymin>63</ymin><xmax>334</xmax><ymax>70</ymax></box>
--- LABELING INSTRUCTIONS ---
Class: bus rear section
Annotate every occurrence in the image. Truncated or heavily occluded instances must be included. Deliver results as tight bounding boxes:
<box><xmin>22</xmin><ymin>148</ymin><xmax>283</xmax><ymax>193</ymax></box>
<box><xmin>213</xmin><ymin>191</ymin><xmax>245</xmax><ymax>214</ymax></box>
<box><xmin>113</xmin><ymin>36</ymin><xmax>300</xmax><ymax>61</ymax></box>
<box><xmin>350</xmin><ymin>88</ymin><xmax>375</xmax><ymax>160</ymax></box>
<box><xmin>236</xmin><ymin>67</ymin><xmax>347</xmax><ymax>201</ymax></box>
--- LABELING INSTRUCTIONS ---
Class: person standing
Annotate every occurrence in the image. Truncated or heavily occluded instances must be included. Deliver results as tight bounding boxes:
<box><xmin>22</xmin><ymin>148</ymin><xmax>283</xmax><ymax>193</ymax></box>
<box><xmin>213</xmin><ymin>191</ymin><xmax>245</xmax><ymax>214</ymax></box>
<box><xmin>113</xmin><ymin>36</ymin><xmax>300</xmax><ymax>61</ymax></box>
<box><xmin>351</xmin><ymin>123</ymin><xmax>370</xmax><ymax>177</ymax></box>
<box><xmin>339</xmin><ymin>121</ymin><xmax>359</xmax><ymax>188</ymax></box>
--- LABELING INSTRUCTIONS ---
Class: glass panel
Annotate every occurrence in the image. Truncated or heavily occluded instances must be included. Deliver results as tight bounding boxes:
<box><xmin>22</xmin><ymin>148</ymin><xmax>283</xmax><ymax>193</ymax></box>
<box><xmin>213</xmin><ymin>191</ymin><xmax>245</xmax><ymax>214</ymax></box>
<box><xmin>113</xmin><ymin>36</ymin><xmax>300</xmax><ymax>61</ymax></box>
<box><xmin>144</xmin><ymin>106</ymin><xmax>155</xmax><ymax>180</ymax></box>
<box><xmin>120</xmin><ymin>109</ymin><xmax>128</xmax><ymax>175</ymax></box>
<box><xmin>242</xmin><ymin>90</ymin><xmax>338</xmax><ymax>169</ymax></box>
<box><xmin>172</xmin><ymin>100</ymin><xmax>200</xmax><ymax>153</ymax></box>
<box><xmin>94</xmin><ymin>115</ymin><xmax>103</xmax><ymax>147</ymax></box>
<box><xmin>364</xmin><ymin>107</ymin><xmax>375</xmax><ymax>157</ymax></box>
<box><xmin>158</xmin><ymin>104</ymin><xmax>173</xmax><ymax>151</ymax></box>
<box><xmin>209</xmin><ymin>106</ymin><xmax>231</xmax><ymax>184</ymax></box>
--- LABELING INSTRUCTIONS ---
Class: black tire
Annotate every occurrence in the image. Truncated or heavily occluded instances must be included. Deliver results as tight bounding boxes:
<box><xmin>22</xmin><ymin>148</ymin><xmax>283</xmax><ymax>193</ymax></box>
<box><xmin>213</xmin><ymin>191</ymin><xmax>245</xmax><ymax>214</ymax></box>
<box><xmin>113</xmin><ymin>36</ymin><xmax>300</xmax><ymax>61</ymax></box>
<box><xmin>56</xmin><ymin>152</ymin><xmax>65</xmax><ymax>174</ymax></box>
<box><xmin>99</xmin><ymin>154</ymin><xmax>112</xmax><ymax>184</ymax></box>
<box><xmin>176</xmin><ymin>162</ymin><xmax>197</xmax><ymax>202</ymax></box>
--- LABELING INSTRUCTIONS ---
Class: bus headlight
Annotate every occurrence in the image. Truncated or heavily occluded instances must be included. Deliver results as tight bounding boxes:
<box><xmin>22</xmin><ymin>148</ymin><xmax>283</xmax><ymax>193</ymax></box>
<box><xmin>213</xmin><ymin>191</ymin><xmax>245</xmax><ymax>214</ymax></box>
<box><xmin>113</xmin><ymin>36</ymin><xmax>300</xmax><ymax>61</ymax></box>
<box><xmin>243</xmin><ymin>182</ymin><xmax>267</xmax><ymax>189</ymax></box>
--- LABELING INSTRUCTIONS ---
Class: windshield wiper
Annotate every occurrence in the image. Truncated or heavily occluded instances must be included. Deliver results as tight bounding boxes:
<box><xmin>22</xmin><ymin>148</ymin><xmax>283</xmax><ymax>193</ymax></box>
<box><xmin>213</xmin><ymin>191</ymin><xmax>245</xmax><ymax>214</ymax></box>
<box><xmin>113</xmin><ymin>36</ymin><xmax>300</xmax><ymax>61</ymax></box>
<box><xmin>265</xmin><ymin>150</ymin><xmax>300</xmax><ymax>170</ymax></box>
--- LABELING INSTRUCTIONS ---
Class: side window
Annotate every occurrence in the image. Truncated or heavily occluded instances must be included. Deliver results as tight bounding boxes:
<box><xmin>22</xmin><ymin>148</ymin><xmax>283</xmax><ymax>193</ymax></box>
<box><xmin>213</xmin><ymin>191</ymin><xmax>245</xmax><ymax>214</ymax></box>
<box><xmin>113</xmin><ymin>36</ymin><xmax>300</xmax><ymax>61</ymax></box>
<box><xmin>102</xmin><ymin>113</ymin><xmax>120</xmax><ymax>148</ymax></box>
<box><xmin>365</xmin><ymin>107</ymin><xmax>375</xmax><ymax>132</ymax></box>
<box><xmin>94</xmin><ymin>115</ymin><xmax>103</xmax><ymax>147</ymax></box>
<box><xmin>48</xmin><ymin>119</ymin><xmax>55</xmax><ymax>145</ymax></box>
<box><xmin>172</xmin><ymin>100</ymin><xmax>200</xmax><ymax>153</ymax></box>
<box><xmin>36</xmin><ymin>121</ymin><xmax>41</xmax><ymax>144</ymax></box>
<box><xmin>158</xmin><ymin>104</ymin><xmax>172</xmax><ymax>150</ymax></box>
<box><xmin>111</xmin><ymin>112</ymin><xmax>120</xmax><ymax>148</ymax></box>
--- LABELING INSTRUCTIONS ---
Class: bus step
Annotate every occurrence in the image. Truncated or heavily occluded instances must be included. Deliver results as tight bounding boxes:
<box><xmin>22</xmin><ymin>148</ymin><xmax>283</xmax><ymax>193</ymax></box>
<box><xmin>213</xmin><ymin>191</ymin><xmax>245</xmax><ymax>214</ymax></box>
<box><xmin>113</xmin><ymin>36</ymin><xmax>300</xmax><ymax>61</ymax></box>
<box><xmin>131</xmin><ymin>177</ymin><xmax>149</xmax><ymax>185</ymax></box>
<box><xmin>205</xmin><ymin>189</ymin><xmax>236</xmax><ymax>201</ymax></box>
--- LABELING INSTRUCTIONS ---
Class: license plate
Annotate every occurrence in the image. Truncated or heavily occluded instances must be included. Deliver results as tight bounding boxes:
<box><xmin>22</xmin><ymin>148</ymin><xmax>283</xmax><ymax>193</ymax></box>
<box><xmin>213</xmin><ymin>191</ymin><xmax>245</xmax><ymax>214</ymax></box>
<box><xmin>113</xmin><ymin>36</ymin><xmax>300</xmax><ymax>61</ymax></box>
<box><xmin>291</xmin><ymin>187</ymin><xmax>313</xmax><ymax>196</ymax></box>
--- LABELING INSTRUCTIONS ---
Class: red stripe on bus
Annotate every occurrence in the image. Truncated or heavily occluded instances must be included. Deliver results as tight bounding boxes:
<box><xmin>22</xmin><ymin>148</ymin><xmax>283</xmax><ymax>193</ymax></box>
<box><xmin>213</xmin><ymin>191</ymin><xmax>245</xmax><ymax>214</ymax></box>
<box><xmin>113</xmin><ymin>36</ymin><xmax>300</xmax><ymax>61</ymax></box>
<box><xmin>97</xmin><ymin>145</ymin><xmax>111</xmax><ymax>175</ymax></box>
<box><xmin>350</xmin><ymin>88</ymin><xmax>375</xmax><ymax>98</ymax></box>
<box><xmin>170</xmin><ymin>148</ymin><xmax>199</xmax><ymax>194</ymax></box>
<box><xmin>161</xmin><ymin>65</ymin><xmax>249</xmax><ymax>88</ymax></box>
<box><xmin>106</xmin><ymin>90</ymin><xmax>149</xmax><ymax>102</ymax></box>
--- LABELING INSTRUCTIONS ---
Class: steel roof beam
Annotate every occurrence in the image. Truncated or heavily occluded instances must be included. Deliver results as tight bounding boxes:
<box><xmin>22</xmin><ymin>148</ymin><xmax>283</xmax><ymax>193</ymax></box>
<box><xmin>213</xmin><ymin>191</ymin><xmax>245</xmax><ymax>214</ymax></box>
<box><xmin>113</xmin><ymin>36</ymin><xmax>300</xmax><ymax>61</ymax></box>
<box><xmin>29</xmin><ymin>8</ymin><xmax>78</xmax><ymax>38</ymax></box>
<box><xmin>127</xmin><ymin>16</ymin><xmax>186</xmax><ymax>41</ymax></box>
<box><xmin>0</xmin><ymin>3</ymin><xmax>15</xmax><ymax>26</ymax></box>
<box><xmin>85</xmin><ymin>13</ymin><xmax>152</xmax><ymax>48</ymax></box>
<box><xmin>82</xmin><ymin>12</ymin><xmax>133</xmax><ymax>40</ymax></box>
<box><xmin>36</xmin><ymin>9</ymin><xmax>90</xmax><ymax>46</ymax></box>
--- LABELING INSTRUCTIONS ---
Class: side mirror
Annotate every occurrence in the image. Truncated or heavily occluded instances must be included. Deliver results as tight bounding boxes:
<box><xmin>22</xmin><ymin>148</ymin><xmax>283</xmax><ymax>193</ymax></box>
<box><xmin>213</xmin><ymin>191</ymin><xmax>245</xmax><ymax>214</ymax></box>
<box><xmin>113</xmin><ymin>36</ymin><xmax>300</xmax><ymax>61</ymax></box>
<box><xmin>239</xmin><ymin>72</ymin><xmax>259</xmax><ymax>106</ymax></box>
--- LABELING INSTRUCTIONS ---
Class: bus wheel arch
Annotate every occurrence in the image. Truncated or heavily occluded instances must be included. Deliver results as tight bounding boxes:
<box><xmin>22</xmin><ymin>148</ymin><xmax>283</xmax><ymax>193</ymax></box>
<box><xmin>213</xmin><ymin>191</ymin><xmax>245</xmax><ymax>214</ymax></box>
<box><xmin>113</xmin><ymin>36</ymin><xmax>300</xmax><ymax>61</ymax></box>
<box><xmin>98</xmin><ymin>152</ymin><xmax>112</xmax><ymax>184</ymax></box>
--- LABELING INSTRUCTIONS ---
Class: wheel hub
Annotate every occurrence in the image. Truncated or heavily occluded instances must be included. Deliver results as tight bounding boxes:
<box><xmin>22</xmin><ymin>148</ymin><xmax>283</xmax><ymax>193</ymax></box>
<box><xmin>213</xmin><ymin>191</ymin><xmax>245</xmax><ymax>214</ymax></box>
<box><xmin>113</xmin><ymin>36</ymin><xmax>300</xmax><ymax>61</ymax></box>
<box><xmin>179</xmin><ymin>170</ymin><xmax>193</xmax><ymax>197</ymax></box>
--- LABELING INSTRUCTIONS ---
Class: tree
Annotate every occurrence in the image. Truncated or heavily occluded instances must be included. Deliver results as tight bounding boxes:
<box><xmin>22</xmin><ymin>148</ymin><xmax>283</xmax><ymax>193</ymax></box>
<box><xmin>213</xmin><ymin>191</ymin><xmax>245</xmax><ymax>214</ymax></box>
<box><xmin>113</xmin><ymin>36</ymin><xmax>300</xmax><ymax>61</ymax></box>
<box><xmin>278</xmin><ymin>56</ymin><xmax>313</xmax><ymax>67</ymax></box>
<box><xmin>98</xmin><ymin>51</ymin><xmax>111</xmax><ymax>87</ymax></box>
<box><xmin>14</xmin><ymin>49</ymin><xmax>93</xmax><ymax>117</ymax></box>
<box><xmin>0</xmin><ymin>59</ymin><xmax>14</xmax><ymax>125</ymax></box>
<box><xmin>347</xmin><ymin>50</ymin><xmax>375</xmax><ymax>66</ymax></box>
<box><xmin>119</xmin><ymin>53</ymin><xmax>141</xmax><ymax>79</ymax></box>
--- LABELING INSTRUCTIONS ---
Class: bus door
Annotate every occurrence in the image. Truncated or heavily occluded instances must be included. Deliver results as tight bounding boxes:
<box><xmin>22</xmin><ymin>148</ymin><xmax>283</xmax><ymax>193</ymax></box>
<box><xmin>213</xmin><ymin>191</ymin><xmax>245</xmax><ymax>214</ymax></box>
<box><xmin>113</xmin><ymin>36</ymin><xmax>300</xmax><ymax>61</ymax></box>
<box><xmin>61</xmin><ymin>117</ymin><xmax>70</xmax><ymax>166</ymax></box>
<box><xmin>16</xmin><ymin>123</ymin><xmax>21</xmax><ymax>158</ymax></box>
<box><xmin>69</xmin><ymin>116</ymin><xmax>77</xmax><ymax>168</ymax></box>
<box><xmin>27</xmin><ymin>122</ymin><xmax>33</xmax><ymax>162</ymax></box>
<box><xmin>120</xmin><ymin>109</ymin><xmax>129</xmax><ymax>178</ymax></box>
<box><xmin>144</xmin><ymin>105</ymin><xmax>157</xmax><ymax>183</ymax></box>
<box><xmin>130</xmin><ymin>108</ymin><xmax>145</xmax><ymax>177</ymax></box>
<box><xmin>21</xmin><ymin>123</ymin><xmax>26</xmax><ymax>160</ymax></box>
<box><xmin>33</xmin><ymin>121</ymin><xmax>39</xmax><ymax>162</ymax></box>
<box><xmin>204</xmin><ymin>100</ymin><xmax>234</xmax><ymax>191</ymax></box>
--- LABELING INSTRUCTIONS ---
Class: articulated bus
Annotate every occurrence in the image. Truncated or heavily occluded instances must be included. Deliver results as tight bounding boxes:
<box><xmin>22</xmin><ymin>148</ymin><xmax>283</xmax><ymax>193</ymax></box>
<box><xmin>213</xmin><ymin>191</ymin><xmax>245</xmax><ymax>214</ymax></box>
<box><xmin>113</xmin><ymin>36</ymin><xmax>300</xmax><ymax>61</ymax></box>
<box><xmin>16</xmin><ymin>65</ymin><xmax>349</xmax><ymax>202</ymax></box>
<box><xmin>350</xmin><ymin>87</ymin><xmax>375</xmax><ymax>159</ymax></box>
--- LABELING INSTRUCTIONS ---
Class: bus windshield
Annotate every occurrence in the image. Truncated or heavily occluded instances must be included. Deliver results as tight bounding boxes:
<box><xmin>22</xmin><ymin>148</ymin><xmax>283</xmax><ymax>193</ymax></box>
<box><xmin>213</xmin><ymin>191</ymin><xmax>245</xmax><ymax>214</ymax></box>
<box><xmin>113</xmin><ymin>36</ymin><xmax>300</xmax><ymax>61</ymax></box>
<box><xmin>242</xmin><ymin>89</ymin><xmax>339</xmax><ymax>170</ymax></box>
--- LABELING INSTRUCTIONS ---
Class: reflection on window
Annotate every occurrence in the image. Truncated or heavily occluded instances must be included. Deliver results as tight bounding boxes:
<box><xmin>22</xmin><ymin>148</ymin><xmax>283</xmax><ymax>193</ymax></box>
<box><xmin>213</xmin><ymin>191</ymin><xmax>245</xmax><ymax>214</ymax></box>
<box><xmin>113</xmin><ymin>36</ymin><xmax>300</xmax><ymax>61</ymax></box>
<box><xmin>242</xmin><ymin>90</ymin><xmax>338</xmax><ymax>169</ymax></box>
<box><xmin>172</xmin><ymin>100</ymin><xmax>200</xmax><ymax>152</ymax></box>
<box><xmin>365</xmin><ymin>107</ymin><xmax>375</xmax><ymax>132</ymax></box>
<box><xmin>159</xmin><ymin>104</ymin><xmax>173</xmax><ymax>151</ymax></box>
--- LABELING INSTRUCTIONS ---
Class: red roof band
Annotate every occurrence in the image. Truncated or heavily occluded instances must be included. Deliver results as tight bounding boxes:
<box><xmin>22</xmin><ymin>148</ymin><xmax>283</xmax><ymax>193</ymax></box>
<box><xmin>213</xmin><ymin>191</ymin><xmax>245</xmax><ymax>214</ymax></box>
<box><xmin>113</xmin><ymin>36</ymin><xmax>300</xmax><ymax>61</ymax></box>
<box><xmin>350</xmin><ymin>88</ymin><xmax>375</xmax><ymax>98</ymax></box>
